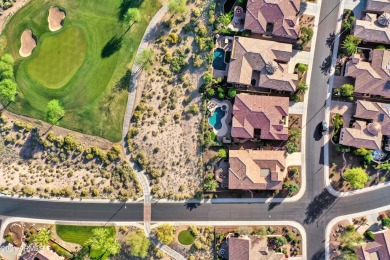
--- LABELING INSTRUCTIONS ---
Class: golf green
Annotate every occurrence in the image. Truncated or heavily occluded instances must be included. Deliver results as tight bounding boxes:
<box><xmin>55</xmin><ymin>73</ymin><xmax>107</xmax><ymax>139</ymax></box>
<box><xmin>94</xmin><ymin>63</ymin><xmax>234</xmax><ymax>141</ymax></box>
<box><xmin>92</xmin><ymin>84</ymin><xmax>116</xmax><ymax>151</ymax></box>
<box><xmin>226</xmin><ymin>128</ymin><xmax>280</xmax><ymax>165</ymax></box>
<box><xmin>2</xmin><ymin>0</ymin><xmax>161</xmax><ymax>141</ymax></box>
<box><xmin>27</xmin><ymin>26</ymin><xmax>87</xmax><ymax>89</ymax></box>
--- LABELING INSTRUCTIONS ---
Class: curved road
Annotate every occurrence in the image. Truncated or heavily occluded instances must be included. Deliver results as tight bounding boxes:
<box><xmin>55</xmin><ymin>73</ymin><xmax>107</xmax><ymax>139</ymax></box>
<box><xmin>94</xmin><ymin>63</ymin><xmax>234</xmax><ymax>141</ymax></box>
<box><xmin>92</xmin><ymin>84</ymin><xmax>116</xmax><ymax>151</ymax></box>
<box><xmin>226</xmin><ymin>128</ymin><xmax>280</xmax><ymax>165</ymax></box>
<box><xmin>0</xmin><ymin>1</ymin><xmax>386</xmax><ymax>259</ymax></box>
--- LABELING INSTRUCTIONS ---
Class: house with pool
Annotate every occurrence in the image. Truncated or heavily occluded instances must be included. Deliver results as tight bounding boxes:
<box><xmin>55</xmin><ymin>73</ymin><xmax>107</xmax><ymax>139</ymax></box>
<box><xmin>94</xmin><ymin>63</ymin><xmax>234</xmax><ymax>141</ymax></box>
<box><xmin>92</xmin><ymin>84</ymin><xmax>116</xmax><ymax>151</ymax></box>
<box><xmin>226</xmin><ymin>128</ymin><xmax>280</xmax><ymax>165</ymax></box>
<box><xmin>212</xmin><ymin>36</ymin><xmax>298</xmax><ymax>94</ymax></box>
<box><xmin>231</xmin><ymin>93</ymin><xmax>289</xmax><ymax>143</ymax></box>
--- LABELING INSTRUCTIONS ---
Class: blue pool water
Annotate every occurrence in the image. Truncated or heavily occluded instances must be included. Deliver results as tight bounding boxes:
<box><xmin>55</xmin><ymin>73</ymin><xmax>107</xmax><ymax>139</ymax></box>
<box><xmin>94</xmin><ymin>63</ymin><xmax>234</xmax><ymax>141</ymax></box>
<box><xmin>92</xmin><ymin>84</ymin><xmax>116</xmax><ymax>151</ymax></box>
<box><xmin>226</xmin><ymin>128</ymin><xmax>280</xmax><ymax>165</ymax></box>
<box><xmin>209</xmin><ymin>107</ymin><xmax>225</xmax><ymax>130</ymax></box>
<box><xmin>212</xmin><ymin>48</ymin><xmax>227</xmax><ymax>70</ymax></box>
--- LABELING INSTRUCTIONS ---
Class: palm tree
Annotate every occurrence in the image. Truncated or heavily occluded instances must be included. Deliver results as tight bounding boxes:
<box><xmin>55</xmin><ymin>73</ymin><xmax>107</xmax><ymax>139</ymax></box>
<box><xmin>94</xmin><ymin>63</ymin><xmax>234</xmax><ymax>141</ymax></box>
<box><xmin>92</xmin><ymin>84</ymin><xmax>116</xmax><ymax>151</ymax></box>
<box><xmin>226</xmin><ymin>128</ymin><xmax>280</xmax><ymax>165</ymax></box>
<box><xmin>342</xmin><ymin>35</ymin><xmax>361</xmax><ymax>56</ymax></box>
<box><xmin>296</xmin><ymin>81</ymin><xmax>308</xmax><ymax>95</ymax></box>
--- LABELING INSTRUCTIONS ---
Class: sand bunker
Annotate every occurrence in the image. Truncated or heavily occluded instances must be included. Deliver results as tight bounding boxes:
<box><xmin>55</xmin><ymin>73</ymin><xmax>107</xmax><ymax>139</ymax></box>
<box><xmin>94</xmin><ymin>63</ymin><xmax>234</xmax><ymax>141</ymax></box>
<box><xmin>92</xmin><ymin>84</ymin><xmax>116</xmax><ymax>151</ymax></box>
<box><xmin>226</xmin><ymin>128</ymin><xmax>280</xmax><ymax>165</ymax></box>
<box><xmin>19</xmin><ymin>29</ymin><xmax>36</xmax><ymax>57</ymax></box>
<box><xmin>48</xmin><ymin>6</ymin><xmax>65</xmax><ymax>31</ymax></box>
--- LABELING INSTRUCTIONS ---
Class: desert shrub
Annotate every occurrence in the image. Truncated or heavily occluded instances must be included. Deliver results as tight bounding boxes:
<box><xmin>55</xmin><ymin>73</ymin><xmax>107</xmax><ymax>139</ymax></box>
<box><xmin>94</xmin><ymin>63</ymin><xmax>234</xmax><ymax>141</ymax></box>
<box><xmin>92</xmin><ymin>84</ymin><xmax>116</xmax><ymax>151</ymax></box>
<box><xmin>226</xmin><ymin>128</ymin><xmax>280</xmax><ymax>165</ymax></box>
<box><xmin>167</xmin><ymin>33</ymin><xmax>179</xmax><ymax>44</ymax></box>
<box><xmin>63</xmin><ymin>134</ymin><xmax>78</xmax><ymax>151</ymax></box>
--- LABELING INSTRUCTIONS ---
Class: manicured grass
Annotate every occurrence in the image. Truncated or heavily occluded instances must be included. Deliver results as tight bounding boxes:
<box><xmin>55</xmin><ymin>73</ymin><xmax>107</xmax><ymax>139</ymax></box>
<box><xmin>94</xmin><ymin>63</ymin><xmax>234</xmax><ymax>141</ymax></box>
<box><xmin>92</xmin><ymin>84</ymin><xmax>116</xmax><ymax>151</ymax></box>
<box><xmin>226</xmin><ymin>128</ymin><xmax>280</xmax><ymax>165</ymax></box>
<box><xmin>56</xmin><ymin>225</ymin><xmax>116</xmax><ymax>259</ymax></box>
<box><xmin>2</xmin><ymin>0</ymin><xmax>161</xmax><ymax>141</ymax></box>
<box><xmin>178</xmin><ymin>230</ymin><xmax>195</xmax><ymax>245</ymax></box>
<box><xmin>26</xmin><ymin>26</ymin><xmax>87</xmax><ymax>89</ymax></box>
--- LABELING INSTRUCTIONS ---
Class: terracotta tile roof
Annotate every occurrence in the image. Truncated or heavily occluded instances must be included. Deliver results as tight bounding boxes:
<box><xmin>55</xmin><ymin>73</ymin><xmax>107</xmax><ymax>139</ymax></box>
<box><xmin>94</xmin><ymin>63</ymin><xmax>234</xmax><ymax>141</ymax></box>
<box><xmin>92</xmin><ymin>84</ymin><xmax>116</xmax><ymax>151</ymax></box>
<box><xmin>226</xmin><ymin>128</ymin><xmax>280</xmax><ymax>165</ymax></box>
<box><xmin>228</xmin><ymin>149</ymin><xmax>286</xmax><ymax>190</ymax></box>
<box><xmin>354</xmin><ymin>16</ymin><xmax>390</xmax><ymax>44</ymax></box>
<box><xmin>345</xmin><ymin>50</ymin><xmax>390</xmax><ymax>98</ymax></box>
<box><xmin>339</xmin><ymin>121</ymin><xmax>383</xmax><ymax>150</ymax></box>
<box><xmin>228</xmin><ymin>237</ymin><xmax>250</xmax><ymax>260</ymax></box>
<box><xmin>366</xmin><ymin>0</ymin><xmax>390</xmax><ymax>13</ymax></box>
<box><xmin>354</xmin><ymin>100</ymin><xmax>390</xmax><ymax>136</ymax></box>
<box><xmin>227</xmin><ymin>36</ymin><xmax>297</xmax><ymax>91</ymax></box>
<box><xmin>355</xmin><ymin>230</ymin><xmax>390</xmax><ymax>260</ymax></box>
<box><xmin>232</xmin><ymin>93</ymin><xmax>289</xmax><ymax>140</ymax></box>
<box><xmin>244</xmin><ymin>0</ymin><xmax>300</xmax><ymax>40</ymax></box>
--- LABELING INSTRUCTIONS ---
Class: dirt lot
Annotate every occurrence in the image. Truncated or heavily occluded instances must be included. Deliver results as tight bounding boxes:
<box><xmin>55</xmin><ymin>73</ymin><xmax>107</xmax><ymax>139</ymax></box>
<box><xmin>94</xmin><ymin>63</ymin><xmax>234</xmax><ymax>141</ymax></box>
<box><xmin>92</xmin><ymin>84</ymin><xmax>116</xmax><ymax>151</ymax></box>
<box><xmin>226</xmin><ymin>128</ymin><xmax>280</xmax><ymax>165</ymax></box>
<box><xmin>128</xmin><ymin>0</ymin><xmax>213</xmax><ymax>199</ymax></box>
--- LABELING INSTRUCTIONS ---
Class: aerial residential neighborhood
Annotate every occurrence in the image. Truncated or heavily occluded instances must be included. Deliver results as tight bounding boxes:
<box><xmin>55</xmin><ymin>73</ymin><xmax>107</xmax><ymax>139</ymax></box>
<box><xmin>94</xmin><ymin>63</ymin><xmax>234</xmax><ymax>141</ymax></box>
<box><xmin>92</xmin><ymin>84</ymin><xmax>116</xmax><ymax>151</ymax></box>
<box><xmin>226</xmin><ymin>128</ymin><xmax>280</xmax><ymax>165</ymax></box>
<box><xmin>0</xmin><ymin>0</ymin><xmax>389</xmax><ymax>259</ymax></box>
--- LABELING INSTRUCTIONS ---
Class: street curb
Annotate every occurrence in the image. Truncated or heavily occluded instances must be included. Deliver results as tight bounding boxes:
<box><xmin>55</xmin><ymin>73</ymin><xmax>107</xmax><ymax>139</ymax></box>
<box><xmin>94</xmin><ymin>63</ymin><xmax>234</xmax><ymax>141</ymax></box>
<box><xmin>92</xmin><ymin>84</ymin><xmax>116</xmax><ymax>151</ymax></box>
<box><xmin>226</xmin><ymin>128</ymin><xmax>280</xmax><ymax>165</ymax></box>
<box><xmin>150</xmin><ymin>221</ymin><xmax>307</xmax><ymax>260</ymax></box>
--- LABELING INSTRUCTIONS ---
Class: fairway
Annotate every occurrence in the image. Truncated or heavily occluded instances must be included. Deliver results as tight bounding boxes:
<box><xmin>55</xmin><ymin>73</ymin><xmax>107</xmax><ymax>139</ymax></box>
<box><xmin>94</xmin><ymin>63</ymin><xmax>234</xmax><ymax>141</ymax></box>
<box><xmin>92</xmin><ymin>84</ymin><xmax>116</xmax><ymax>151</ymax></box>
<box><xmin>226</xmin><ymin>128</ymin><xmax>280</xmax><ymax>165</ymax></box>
<box><xmin>27</xmin><ymin>26</ymin><xmax>87</xmax><ymax>89</ymax></box>
<box><xmin>2</xmin><ymin>0</ymin><xmax>161</xmax><ymax>141</ymax></box>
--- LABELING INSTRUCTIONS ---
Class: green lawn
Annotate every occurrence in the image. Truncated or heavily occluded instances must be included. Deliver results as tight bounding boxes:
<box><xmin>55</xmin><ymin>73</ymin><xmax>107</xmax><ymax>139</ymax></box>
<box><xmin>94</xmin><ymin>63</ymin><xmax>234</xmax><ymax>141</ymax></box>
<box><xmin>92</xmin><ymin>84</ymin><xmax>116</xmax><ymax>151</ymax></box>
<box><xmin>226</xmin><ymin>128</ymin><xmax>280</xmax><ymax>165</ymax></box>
<box><xmin>178</xmin><ymin>230</ymin><xmax>195</xmax><ymax>245</ymax></box>
<box><xmin>56</xmin><ymin>225</ymin><xmax>116</xmax><ymax>259</ymax></box>
<box><xmin>2</xmin><ymin>0</ymin><xmax>161</xmax><ymax>141</ymax></box>
<box><xmin>26</xmin><ymin>26</ymin><xmax>87</xmax><ymax>89</ymax></box>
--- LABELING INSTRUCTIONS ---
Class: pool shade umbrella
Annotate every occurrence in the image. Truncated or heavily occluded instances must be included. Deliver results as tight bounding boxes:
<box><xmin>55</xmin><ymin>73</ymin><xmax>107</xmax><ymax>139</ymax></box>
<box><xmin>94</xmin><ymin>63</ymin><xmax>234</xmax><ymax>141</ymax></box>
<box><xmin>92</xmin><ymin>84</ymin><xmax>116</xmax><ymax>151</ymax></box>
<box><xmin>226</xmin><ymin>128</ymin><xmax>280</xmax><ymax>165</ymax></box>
<box><xmin>378</xmin><ymin>13</ymin><xmax>390</xmax><ymax>27</ymax></box>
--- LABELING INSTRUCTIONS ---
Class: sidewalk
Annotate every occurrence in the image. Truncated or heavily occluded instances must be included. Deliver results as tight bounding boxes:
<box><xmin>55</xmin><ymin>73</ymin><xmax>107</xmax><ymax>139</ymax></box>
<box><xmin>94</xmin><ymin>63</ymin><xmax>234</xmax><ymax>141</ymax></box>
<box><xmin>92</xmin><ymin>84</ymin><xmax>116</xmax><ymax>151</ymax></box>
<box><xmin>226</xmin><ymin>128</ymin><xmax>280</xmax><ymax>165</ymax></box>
<box><xmin>300</xmin><ymin>1</ymin><xmax>318</xmax><ymax>16</ymax></box>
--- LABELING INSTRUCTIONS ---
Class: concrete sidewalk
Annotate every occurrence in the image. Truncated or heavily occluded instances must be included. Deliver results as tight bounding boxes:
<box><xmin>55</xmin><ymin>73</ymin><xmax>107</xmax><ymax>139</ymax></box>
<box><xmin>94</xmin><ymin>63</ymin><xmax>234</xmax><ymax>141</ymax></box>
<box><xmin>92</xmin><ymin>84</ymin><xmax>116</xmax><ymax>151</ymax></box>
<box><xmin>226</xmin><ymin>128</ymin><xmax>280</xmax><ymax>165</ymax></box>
<box><xmin>300</xmin><ymin>1</ymin><xmax>318</xmax><ymax>16</ymax></box>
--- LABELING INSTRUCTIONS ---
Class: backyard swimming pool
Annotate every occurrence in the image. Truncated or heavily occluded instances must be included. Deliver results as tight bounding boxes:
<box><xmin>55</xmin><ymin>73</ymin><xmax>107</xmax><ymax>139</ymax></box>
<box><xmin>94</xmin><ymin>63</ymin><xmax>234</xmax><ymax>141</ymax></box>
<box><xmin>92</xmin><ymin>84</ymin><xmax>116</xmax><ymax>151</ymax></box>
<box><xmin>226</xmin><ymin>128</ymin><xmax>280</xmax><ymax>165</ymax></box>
<box><xmin>212</xmin><ymin>48</ymin><xmax>227</xmax><ymax>71</ymax></box>
<box><xmin>209</xmin><ymin>107</ymin><xmax>225</xmax><ymax>130</ymax></box>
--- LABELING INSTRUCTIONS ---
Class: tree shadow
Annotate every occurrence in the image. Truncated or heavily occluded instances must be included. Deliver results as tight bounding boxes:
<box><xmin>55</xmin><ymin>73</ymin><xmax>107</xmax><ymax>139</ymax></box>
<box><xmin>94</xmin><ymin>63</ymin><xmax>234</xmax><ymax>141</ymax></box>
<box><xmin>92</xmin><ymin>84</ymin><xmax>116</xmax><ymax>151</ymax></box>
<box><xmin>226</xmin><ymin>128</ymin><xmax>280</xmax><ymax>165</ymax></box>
<box><xmin>304</xmin><ymin>189</ymin><xmax>337</xmax><ymax>224</ymax></box>
<box><xmin>326</xmin><ymin>32</ymin><xmax>335</xmax><ymax>49</ymax></box>
<box><xmin>320</xmin><ymin>54</ymin><xmax>332</xmax><ymax>75</ymax></box>
<box><xmin>118</xmin><ymin>0</ymin><xmax>144</xmax><ymax>21</ymax></box>
<box><xmin>101</xmin><ymin>36</ymin><xmax>123</xmax><ymax>58</ymax></box>
<box><xmin>268</xmin><ymin>202</ymin><xmax>281</xmax><ymax>211</ymax></box>
<box><xmin>184</xmin><ymin>202</ymin><xmax>201</xmax><ymax>211</ymax></box>
<box><xmin>114</xmin><ymin>69</ymin><xmax>131</xmax><ymax>93</ymax></box>
<box><xmin>311</xmin><ymin>249</ymin><xmax>325</xmax><ymax>260</ymax></box>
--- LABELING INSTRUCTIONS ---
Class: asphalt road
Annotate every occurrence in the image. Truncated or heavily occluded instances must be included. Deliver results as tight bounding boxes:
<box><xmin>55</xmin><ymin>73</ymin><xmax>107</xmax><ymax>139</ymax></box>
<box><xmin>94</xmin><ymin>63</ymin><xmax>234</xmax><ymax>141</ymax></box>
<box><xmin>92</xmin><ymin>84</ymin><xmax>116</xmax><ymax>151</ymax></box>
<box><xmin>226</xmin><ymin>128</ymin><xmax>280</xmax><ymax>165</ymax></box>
<box><xmin>0</xmin><ymin>1</ymin><xmax>388</xmax><ymax>260</ymax></box>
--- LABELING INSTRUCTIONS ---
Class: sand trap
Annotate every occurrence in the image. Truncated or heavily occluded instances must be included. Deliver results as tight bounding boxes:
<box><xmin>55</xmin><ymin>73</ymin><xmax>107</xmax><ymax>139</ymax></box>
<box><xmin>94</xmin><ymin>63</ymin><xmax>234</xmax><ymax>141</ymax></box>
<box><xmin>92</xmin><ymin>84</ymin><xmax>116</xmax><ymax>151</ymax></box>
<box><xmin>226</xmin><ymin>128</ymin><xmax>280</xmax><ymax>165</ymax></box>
<box><xmin>48</xmin><ymin>6</ymin><xmax>65</xmax><ymax>31</ymax></box>
<box><xmin>19</xmin><ymin>29</ymin><xmax>36</xmax><ymax>57</ymax></box>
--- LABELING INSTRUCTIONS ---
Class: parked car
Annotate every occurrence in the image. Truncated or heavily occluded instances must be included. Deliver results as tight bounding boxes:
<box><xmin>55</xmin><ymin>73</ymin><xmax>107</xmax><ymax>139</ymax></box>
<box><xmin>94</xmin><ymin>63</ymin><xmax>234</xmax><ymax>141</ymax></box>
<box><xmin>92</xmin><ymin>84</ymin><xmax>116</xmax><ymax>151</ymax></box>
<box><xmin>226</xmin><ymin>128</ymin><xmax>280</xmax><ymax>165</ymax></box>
<box><xmin>321</xmin><ymin>121</ymin><xmax>328</xmax><ymax>135</ymax></box>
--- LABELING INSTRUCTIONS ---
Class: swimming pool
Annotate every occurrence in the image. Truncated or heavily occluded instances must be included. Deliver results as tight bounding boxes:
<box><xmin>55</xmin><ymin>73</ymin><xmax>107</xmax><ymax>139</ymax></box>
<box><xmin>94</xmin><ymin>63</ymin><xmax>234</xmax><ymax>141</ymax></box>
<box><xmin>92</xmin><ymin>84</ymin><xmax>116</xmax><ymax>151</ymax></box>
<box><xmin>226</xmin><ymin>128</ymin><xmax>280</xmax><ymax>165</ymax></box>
<box><xmin>209</xmin><ymin>107</ymin><xmax>225</xmax><ymax>130</ymax></box>
<box><xmin>212</xmin><ymin>48</ymin><xmax>227</xmax><ymax>71</ymax></box>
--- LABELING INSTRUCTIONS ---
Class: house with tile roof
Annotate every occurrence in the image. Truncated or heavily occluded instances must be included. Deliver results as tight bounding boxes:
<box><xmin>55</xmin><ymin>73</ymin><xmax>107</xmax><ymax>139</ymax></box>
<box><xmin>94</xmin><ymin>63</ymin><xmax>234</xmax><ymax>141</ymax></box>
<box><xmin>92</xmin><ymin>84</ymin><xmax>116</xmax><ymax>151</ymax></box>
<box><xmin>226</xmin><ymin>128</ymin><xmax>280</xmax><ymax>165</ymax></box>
<box><xmin>344</xmin><ymin>49</ymin><xmax>390</xmax><ymax>98</ymax></box>
<box><xmin>339</xmin><ymin>100</ymin><xmax>390</xmax><ymax>151</ymax></box>
<box><xmin>355</xmin><ymin>229</ymin><xmax>390</xmax><ymax>260</ymax></box>
<box><xmin>353</xmin><ymin>0</ymin><xmax>390</xmax><ymax>44</ymax></box>
<box><xmin>244</xmin><ymin>0</ymin><xmax>301</xmax><ymax>43</ymax></box>
<box><xmin>227</xmin><ymin>36</ymin><xmax>298</xmax><ymax>93</ymax></box>
<box><xmin>228</xmin><ymin>149</ymin><xmax>287</xmax><ymax>190</ymax></box>
<box><xmin>231</xmin><ymin>93</ymin><xmax>289</xmax><ymax>142</ymax></box>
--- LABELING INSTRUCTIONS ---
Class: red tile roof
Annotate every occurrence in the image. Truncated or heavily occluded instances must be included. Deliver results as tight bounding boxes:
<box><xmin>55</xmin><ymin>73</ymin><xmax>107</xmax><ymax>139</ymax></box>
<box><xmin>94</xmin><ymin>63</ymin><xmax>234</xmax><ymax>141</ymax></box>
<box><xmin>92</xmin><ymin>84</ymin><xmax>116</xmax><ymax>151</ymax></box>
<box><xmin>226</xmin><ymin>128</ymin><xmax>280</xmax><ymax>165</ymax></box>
<box><xmin>244</xmin><ymin>0</ymin><xmax>301</xmax><ymax>40</ymax></box>
<box><xmin>232</xmin><ymin>93</ymin><xmax>289</xmax><ymax>140</ymax></box>
<box><xmin>355</xmin><ymin>230</ymin><xmax>390</xmax><ymax>260</ymax></box>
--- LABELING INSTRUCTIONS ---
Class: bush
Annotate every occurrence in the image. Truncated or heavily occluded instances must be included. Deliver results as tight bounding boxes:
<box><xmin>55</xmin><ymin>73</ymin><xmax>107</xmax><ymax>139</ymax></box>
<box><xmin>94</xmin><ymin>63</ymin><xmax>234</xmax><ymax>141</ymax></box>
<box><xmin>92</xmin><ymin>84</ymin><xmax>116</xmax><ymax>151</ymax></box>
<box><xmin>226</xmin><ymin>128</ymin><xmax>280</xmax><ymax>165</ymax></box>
<box><xmin>218</xmin><ymin>149</ymin><xmax>227</xmax><ymax>158</ymax></box>
<box><xmin>228</xmin><ymin>88</ymin><xmax>236</xmax><ymax>98</ymax></box>
<box><xmin>344</xmin><ymin>167</ymin><xmax>369</xmax><ymax>189</ymax></box>
<box><xmin>297</xmin><ymin>63</ymin><xmax>308</xmax><ymax>73</ymax></box>
<box><xmin>154</xmin><ymin>224</ymin><xmax>175</xmax><ymax>244</ymax></box>
<box><xmin>167</xmin><ymin>33</ymin><xmax>179</xmax><ymax>44</ymax></box>
<box><xmin>382</xmin><ymin>218</ymin><xmax>390</xmax><ymax>227</ymax></box>
<box><xmin>51</xmin><ymin>244</ymin><xmax>73</xmax><ymax>258</ymax></box>
<box><xmin>364</xmin><ymin>231</ymin><xmax>375</xmax><ymax>241</ymax></box>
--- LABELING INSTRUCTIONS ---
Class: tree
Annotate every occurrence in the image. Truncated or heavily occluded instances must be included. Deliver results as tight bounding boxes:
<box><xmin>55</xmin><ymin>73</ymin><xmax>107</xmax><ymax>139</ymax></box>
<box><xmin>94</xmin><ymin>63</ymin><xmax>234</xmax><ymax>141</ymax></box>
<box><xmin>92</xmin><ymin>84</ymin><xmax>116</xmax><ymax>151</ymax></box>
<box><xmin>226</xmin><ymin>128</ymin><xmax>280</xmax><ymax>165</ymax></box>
<box><xmin>31</xmin><ymin>228</ymin><xmax>50</xmax><ymax>247</ymax></box>
<box><xmin>336</xmin><ymin>250</ymin><xmax>358</xmax><ymax>260</ymax></box>
<box><xmin>381</xmin><ymin>217</ymin><xmax>390</xmax><ymax>227</ymax></box>
<box><xmin>168</xmin><ymin>0</ymin><xmax>187</xmax><ymax>16</ymax></box>
<box><xmin>86</xmin><ymin>228</ymin><xmax>121</xmax><ymax>257</ymax></box>
<box><xmin>341</xmin><ymin>225</ymin><xmax>363</xmax><ymax>249</ymax></box>
<box><xmin>218</xmin><ymin>148</ymin><xmax>227</xmax><ymax>158</ymax></box>
<box><xmin>126</xmin><ymin>230</ymin><xmax>150</xmax><ymax>258</ymax></box>
<box><xmin>204</xmin><ymin>177</ymin><xmax>219</xmax><ymax>191</ymax></box>
<box><xmin>154</xmin><ymin>224</ymin><xmax>175</xmax><ymax>244</ymax></box>
<box><xmin>296</xmin><ymin>81</ymin><xmax>308</xmax><ymax>95</ymax></box>
<box><xmin>46</xmin><ymin>99</ymin><xmax>65</xmax><ymax>125</ymax></box>
<box><xmin>135</xmin><ymin>49</ymin><xmax>155</xmax><ymax>71</ymax></box>
<box><xmin>274</xmin><ymin>236</ymin><xmax>287</xmax><ymax>247</ymax></box>
<box><xmin>339</xmin><ymin>84</ymin><xmax>354</xmax><ymax>97</ymax></box>
<box><xmin>344</xmin><ymin>167</ymin><xmax>369</xmax><ymax>189</ymax></box>
<box><xmin>289</xmin><ymin>127</ymin><xmax>301</xmax><ymax>140</ymax></box>
<box><xmin>297</xmin><ymin>63</ymin><xmax>308</xmax><ymax>73</ymax></box>
<box><xmin>283</xmin><ymin>182</ymin><xmax>299</xmax><ymax>195</ymax></box>
<box><xmin>227</xmin><ymin>88</ymin><xmax>236</xmax><ymax>98</ymax></box>
<box><xmin>124</xmin><ymin>8</ymin><xmax>141</xmax><ymax>26</ymax></box>
<box><xmin>342</xmin><ymin>35</ymin><xmax>361</xmax><ymax>56</ymax></box>
<box><xmin>0</xmin><ymin>79</ymin><xmax>17</xmax><ymax>102</ymax></box>
<box><xmin>202</xmin><ymin>72</ymin><xmax>213</xmax><ymax>85</ymax></box>
<box><xmin>0</xmin><ymin>61</ymin><xmax>13</xmax><ymax>80</ymax></box>
<box><xmin>218</xmin><ymin>12</ymin><xmax>233</xmax><ymax>26</ymax></box>
<box><xmin>300</xmin><ymin>27</ymin><xmax>313</xmax><ymax>46</ymax></box>
<box><xmin>332</xmin><ymin>113</ymin><xmax>344</xmax><ymax>132</ymax></box>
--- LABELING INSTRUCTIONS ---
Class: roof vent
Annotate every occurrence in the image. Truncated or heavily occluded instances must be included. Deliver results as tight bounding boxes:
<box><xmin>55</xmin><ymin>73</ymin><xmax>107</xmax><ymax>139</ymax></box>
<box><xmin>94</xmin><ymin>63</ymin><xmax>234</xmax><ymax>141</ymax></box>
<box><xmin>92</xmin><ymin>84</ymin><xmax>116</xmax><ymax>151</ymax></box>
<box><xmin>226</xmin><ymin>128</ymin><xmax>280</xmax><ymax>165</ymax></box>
<box><xmin>378</xmin><ymin>12</ymin><xmax>390</xmax><ymax>27</ymax></box>
<box><xmin>266</xmin><ymin>61</ymin><xmax>278</xmax><ymax>74</ymax></box>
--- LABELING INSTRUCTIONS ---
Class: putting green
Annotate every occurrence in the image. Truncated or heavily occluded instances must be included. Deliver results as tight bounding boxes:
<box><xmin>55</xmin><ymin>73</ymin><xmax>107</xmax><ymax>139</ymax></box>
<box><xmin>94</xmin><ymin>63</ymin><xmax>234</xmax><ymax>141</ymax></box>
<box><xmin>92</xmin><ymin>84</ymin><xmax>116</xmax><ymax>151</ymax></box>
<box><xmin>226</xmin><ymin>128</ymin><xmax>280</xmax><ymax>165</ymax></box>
<box><xmin>26</xmin><ymin>26</ymin><xmax>87</xmax><ymax>89</ymax></box>
<box><xmin>2</xmin><ymin>0</ymin><xmax>161</xmax><ymax>141</ymax></box>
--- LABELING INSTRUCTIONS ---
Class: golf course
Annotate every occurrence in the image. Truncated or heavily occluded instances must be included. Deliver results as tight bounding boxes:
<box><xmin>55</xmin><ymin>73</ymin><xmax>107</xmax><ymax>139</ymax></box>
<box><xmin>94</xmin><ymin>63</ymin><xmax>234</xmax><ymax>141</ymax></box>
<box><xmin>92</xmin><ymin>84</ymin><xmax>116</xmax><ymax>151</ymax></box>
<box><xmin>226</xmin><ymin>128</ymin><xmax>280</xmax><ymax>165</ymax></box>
<box><xmin>2</xmin><ymin>0</ymin><xmax>161</xmax><ymax>141</ymax></box>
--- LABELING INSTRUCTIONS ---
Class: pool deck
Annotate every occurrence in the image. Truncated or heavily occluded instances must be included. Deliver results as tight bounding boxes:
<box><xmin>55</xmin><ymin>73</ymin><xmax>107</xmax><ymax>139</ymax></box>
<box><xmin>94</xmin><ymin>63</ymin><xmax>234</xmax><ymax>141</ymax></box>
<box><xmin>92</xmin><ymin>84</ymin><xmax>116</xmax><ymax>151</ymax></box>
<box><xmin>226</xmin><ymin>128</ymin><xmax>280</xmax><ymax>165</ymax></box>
<box><xmin>208</xmin><ymin>99</ymin><xmax>232</xmax><ymax>139</ymax></box>
<box><xmin>212</xmin><ymin>36</ymin><xmax>233</xmax><ymax>79</ymax></box>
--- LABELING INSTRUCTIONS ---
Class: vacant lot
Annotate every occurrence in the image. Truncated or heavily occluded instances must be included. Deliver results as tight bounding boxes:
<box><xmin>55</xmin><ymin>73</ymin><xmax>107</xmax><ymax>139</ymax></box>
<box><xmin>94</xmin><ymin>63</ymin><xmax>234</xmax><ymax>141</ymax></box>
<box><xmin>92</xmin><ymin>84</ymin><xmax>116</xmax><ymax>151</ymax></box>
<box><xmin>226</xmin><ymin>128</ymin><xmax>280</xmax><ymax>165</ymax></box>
<box><xmin>2</xmin><ymin>0</ymin><xmax>161</xmax><ymax>141</ymax></box>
